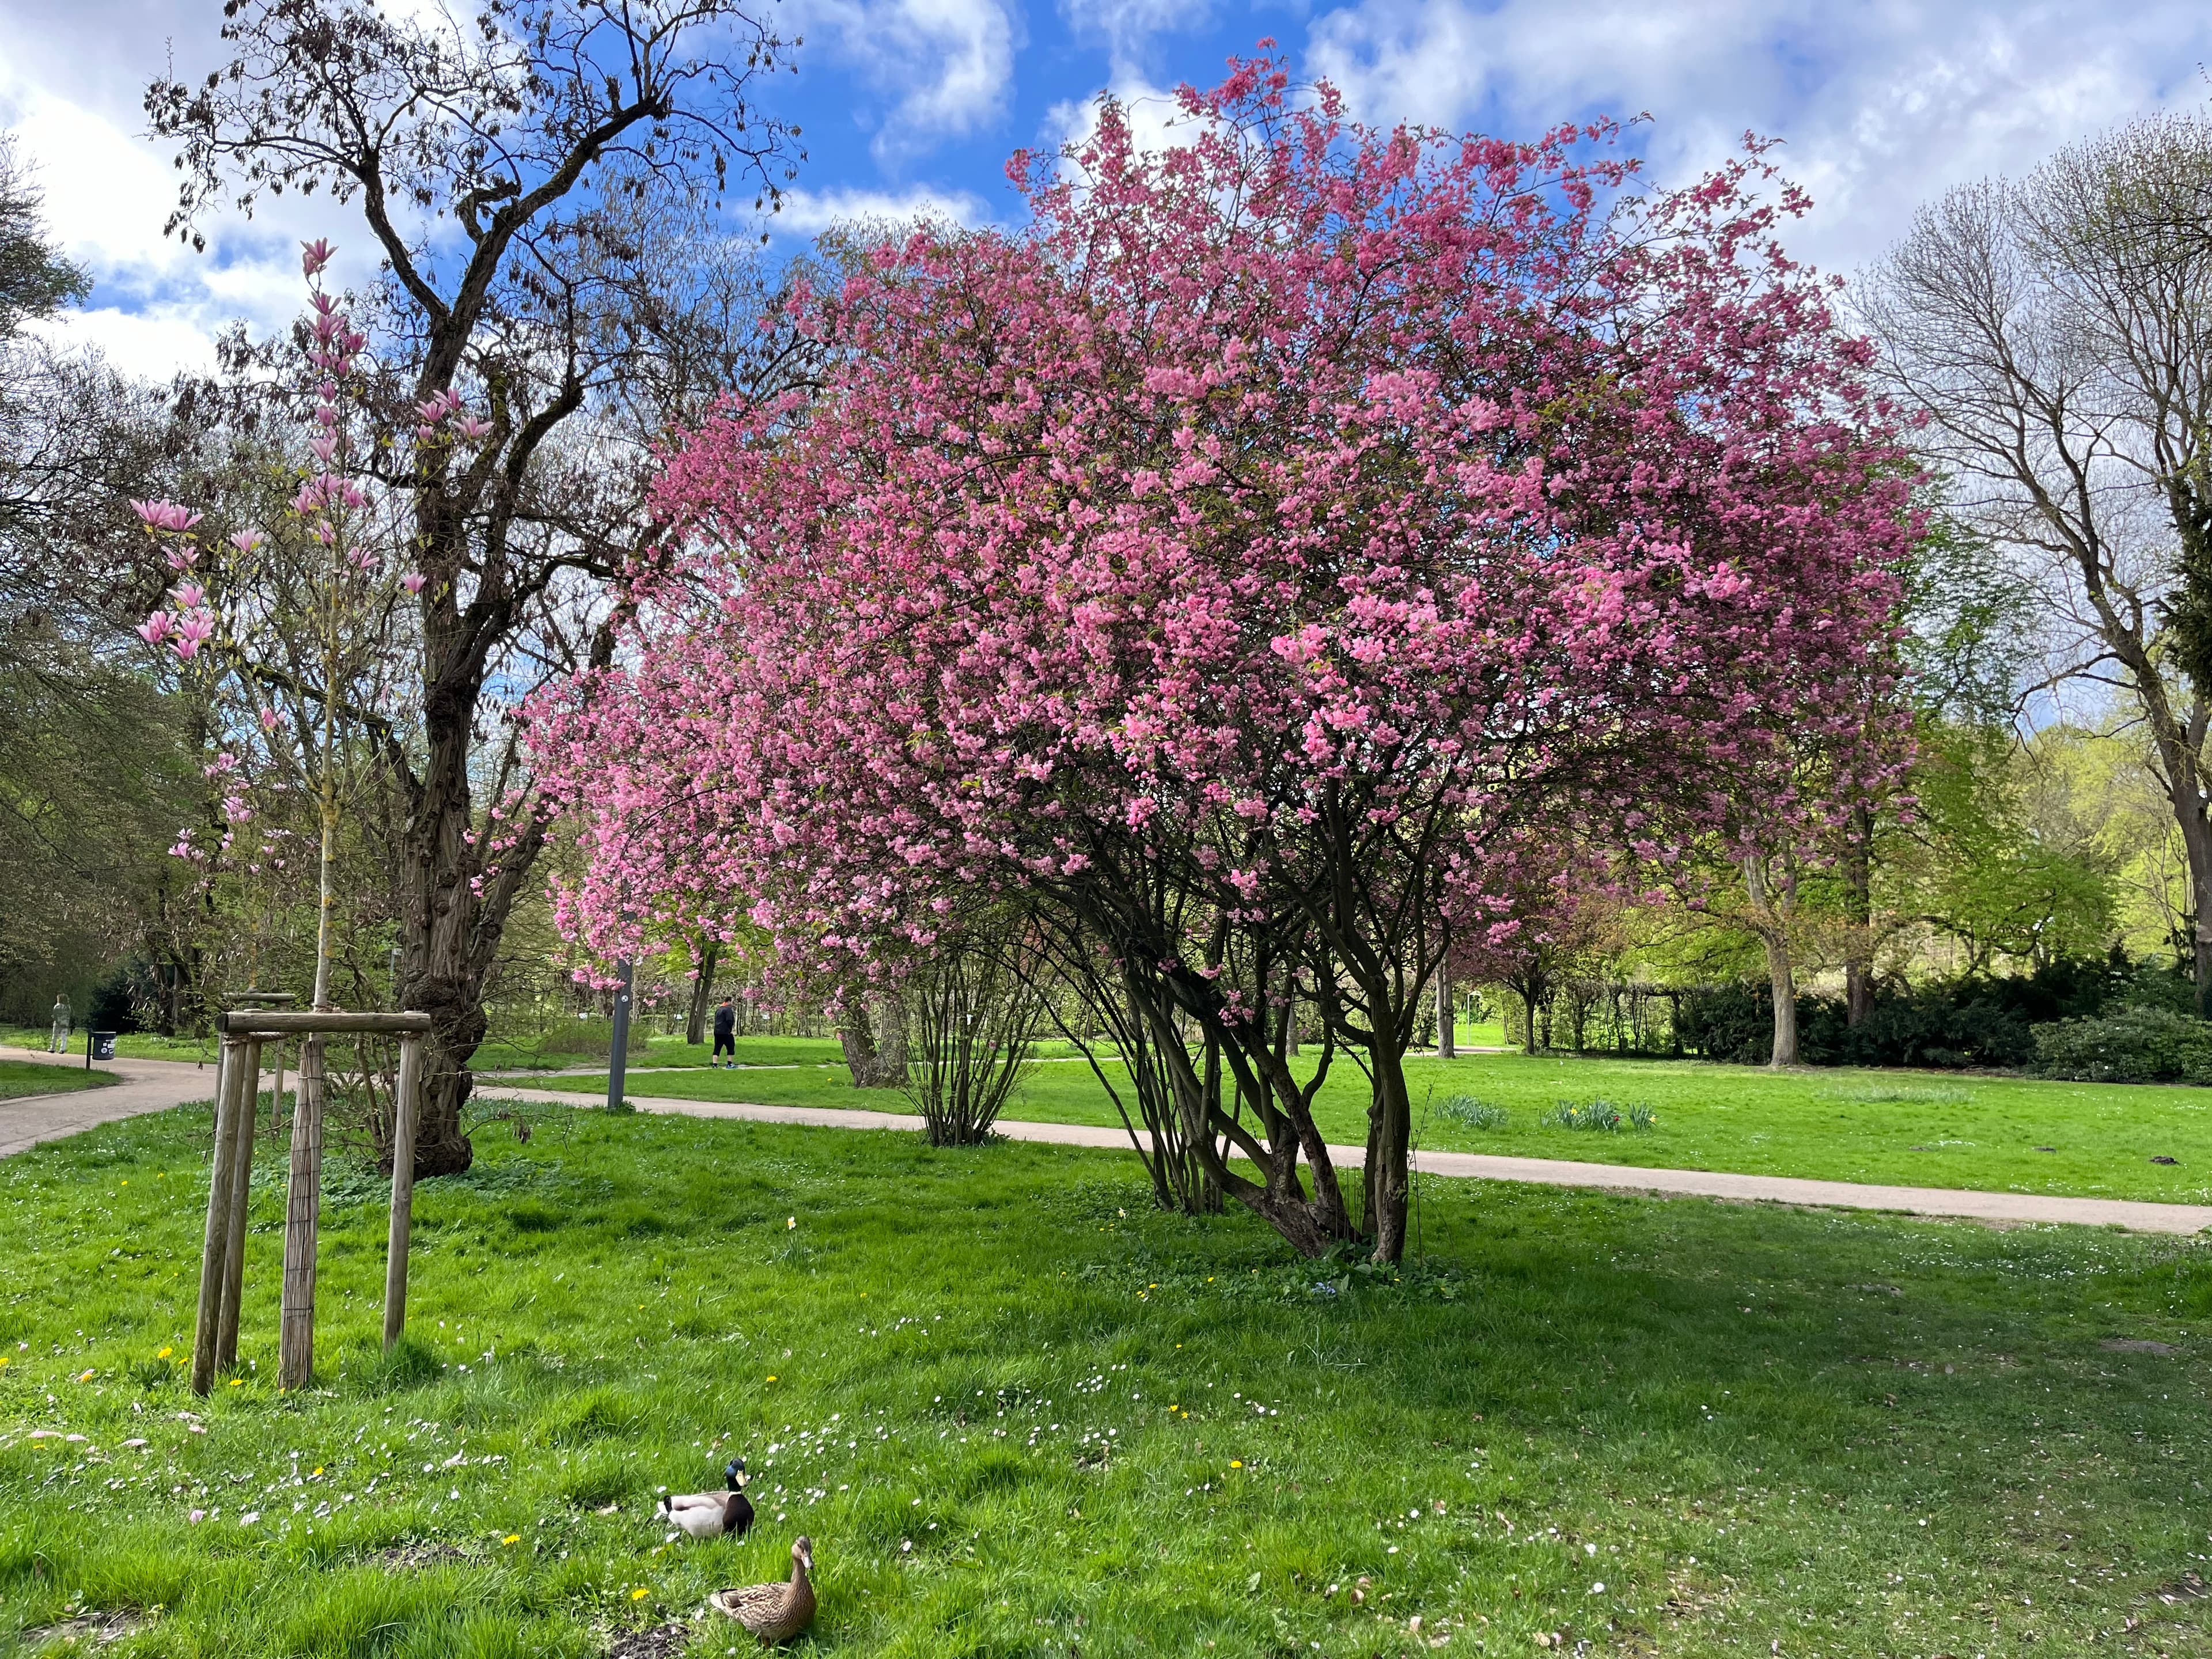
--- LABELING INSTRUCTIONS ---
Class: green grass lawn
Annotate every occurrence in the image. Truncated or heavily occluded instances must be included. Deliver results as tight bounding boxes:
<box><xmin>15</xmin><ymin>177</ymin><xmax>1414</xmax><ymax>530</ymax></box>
<box><xmin>0</xmin><ymin>1028</ymin><xmax>215</xmax><ymax>1065</ymax></box>
<box><xmin>479</xmin><ymin>1035</ymin><xmax>1149</xmax><ymax>1074</ymax></box>
<box><xmin>1</xmin><ymin>1104</ymin><xmax>2207</xmax><ymax>1656</ymax></box>
<box><xmin>0</xmin><ymin>1059</ymin><xmax>114</xmax><ymax>1101</ymax></box>
<box><xmin>531</xmin><ymin>1049</ymin><xmax>2212</xmax><ymax>1206</ymax></box>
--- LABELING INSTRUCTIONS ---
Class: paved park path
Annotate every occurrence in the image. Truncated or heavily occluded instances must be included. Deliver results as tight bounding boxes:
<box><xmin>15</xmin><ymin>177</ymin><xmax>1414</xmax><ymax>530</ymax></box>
<box><xmin>6</xmin><ymin>1046</ymin><xmax>2207</xmax><ymax>1236</ymax></box>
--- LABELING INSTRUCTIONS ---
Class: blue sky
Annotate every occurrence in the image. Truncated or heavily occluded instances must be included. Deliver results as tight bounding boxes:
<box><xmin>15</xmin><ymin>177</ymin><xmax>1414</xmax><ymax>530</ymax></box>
<box><xmin>3</xmin><ymin>0</ymin><xmax>2210</xmax><ymax>378</ymax></box>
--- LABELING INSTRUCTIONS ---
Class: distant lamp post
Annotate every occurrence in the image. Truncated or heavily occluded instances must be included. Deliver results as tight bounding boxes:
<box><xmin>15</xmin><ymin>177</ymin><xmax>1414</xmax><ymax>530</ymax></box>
<box><xmin>607</xmin><ymin>957</ymin><xmax>634</xmax><ymax>1112</ymax></box>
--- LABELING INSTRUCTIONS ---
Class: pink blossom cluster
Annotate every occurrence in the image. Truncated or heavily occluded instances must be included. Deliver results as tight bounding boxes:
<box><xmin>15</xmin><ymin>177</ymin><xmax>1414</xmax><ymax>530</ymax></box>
<box><xmin>536</xmin><ymin>60</ymin><xmax>1913</xmax><ymax>1018</ymax></box>
<box><xmin>131</xmin><ymin>513</ymin><xmax>221</xmax><ymax>661</ymax></box>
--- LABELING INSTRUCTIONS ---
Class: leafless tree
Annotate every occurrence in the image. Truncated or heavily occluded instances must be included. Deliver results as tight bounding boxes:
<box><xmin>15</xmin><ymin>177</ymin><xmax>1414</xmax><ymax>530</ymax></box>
<box><xmin>1861</xmin><ymin>110</ymin><xmax>2212</xmax><ymax>1009</ymax></box>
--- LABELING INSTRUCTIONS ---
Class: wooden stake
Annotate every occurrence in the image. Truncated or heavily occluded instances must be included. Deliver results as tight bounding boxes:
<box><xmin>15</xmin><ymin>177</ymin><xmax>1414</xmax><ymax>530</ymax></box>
<box><xmin>384</xmin><ymin>1035</ymin><xmax>423</xmax><ymax>1351</ymax></box>
<box><xmin>278</xmin><ymin>1034</ymin><xmax>325</xmax><ymax>1392</ymax></box>
<box><xmin>270</xmin><ymin>1041</ymin><xmax>287</xmax><ymax>1139</ymax></box>
<box><xmin>190</xmin><ymin>1039</ymin><xmax>249</xmax><ymax>1396</ymax></box>
<box><xmin>214</xmin><ymin>1037</ymin><xmax>262</xmax><ymax>1369</ymax></box>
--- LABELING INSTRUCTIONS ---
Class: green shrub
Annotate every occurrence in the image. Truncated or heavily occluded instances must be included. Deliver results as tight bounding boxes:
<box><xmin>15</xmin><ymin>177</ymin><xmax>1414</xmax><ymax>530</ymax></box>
<box><xmin>1540</xmin><ymin>1098</ymin><xmax>1655</xmax><ymax>1132</ymax></box>
<box><xmin>2033</xmin><ymin>1004</ymin><xmax>2212</xmax><ymax>1085</ymax></box>
<box><xmin>1437</xmin><ymin>1093</ymin><xmax>1509</xmax><ymax>1130</ymax></box>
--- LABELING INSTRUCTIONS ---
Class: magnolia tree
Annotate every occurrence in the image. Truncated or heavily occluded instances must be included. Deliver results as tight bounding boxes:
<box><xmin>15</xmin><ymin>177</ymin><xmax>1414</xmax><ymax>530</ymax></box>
<box><xmin>148</xmin><ymin>0</ymin><xmax>805</xmax><ymax>1174</ymax></box>
<box><xmin>132</xmin><ymin>244</ymin><xmax>476</xmax><ymax>1025</ymax></box>
<box><xmin>537</xmin><ymin>60</ymin><xmax>1913</xmax><ymax>1260</ymax></box>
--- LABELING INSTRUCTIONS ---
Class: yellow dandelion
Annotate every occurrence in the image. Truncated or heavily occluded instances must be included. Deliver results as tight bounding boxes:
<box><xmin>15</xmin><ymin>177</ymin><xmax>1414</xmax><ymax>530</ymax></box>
<box><xmin>229</xmin><ymin>1378</ymin><xmax>243</xmax><ymax>1388</ymax></box>
<box><xmin>1230</xmin><ymin>1460</ymin><xmax>1244</xmax><ymax>1469</ymax></box>
<box><xmin>766</xmin><ymin>1374</ymin><xmax>778</xmax><ymax>1383</ymax></box>
<box><xmin>157</xmin><ymin>1347</ymin><xmax>173</xmax><ymax>1359</ymax></box>
<box><xmin>0</xmin><ymin>1355</ymin><xmax>10</xmax><ymax>1368</ymax></box>
<box><xmin>630</xmin><ymin>1587</ymin><xmax>650</xmax><ymax>1602</ymax></box>
<box><xmin>503</xmin><ymin>1534</ymin><xmax>521</xmax><ymax>1546</ymax></box>
<box><xmin>312</xmin><ymin>1466</ymin><xmax>323</xmax><ymax>1476</ymax></box>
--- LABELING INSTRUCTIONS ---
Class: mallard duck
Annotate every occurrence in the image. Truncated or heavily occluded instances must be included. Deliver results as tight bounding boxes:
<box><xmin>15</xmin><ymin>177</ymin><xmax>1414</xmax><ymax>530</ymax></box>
<box><xmin>709</xmin><ymin>1536</ymin><xmax>816</xmax><ymax>1643</ymax></box>
<box><xmin>656</xmin><ymin>1458</ymin><xmax>754</xmax><ymax>1540</ymax></box>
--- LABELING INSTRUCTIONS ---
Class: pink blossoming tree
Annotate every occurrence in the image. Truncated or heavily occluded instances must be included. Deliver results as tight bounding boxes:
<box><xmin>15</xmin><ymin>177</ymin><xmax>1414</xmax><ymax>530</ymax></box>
<box><xmin>537</xmin><ymin>58</ymin><xmax>1914</xmax><ymax>1260</ymax></box>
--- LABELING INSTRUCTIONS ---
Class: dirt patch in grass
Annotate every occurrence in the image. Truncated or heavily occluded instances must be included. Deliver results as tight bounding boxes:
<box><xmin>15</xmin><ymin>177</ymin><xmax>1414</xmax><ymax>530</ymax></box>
<box><xmin>607</xmin><ymin>1623</ymin><xmax>693</xmax><ymax>1659</ymax></box>
<box><xmin>22</xmin><ymin>1609</ymin><xmax>150</xmax><ymax>1648</ymax></box>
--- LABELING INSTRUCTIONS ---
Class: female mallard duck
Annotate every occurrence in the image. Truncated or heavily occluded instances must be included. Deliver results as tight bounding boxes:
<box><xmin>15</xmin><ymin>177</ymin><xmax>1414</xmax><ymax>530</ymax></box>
<box><xmin>656</xmin><ymin>1458</ymin><xmax>754</xmax><ymax>1540</ymax></box>
<box><xmin>710</xmin><ymin>1536</ymin><xmax>816</xmax><ymax>1643</ymax></box>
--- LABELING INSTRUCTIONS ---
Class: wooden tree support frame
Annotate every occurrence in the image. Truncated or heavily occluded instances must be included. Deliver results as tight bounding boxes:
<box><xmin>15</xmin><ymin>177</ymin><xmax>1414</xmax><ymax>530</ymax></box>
<box><xmin>191</xmin><ymin>1009</ymin><xmax>431</xmax><ymax>1396</ymax></box>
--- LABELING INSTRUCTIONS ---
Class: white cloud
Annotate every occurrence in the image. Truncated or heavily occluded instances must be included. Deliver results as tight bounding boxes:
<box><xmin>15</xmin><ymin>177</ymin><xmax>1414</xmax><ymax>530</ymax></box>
<box><xmin>1304</xmin><ymin>0</ymin><xmax>2212</xmax><ymax>276</ymax></box>
<box><xmin>772</xmin><ymin>184</ymin><xmax>995</xmax><ymax>237</ymax></box>
<box><xmin>29</xmin><ymin>305</ymin><xmax>224</xmax><ymax>380</ymax></box>
<box><xmin>0</xmin><ymin>29</ymin><xmax>354</xmax><ymax>380</ymax></box>
<box><xmin>1039</xmin><ymin>74</ymin><xmax>1196</xmax><ymax>168</ymax></box>
<box><xmin>1059</xmin><ymin>0</ymin><xmax>1213</xmax><ymax>81</ymax></box>
<box><xmin>796</xmin><ymin>0</ymin><xmax>1020</xmax><ymax>160</ymax></box>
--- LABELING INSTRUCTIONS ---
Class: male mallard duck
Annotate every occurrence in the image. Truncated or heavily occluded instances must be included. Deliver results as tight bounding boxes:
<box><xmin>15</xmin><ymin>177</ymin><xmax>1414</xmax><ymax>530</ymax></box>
<box><xmin>656</xmin><ymin>1457</ymin><xmax>754</xmax><ymax>1540</ymax></box>
<box><xmin>709</xmin><ymin>1535</ymin><xmax>816</xmax><ymax>1643</ymax></box>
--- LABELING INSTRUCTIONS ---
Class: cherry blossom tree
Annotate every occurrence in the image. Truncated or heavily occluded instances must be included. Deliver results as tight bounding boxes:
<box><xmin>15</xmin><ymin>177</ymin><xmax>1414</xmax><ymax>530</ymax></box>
<box><xmin>538</xmin><ymin>58</ymin><xmax>1914</xmax><ymax>1259</ymax></box>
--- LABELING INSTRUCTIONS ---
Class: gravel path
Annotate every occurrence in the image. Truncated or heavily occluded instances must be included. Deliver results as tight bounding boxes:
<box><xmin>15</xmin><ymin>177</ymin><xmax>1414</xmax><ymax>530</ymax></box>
<box><xmin>4</xmin><ymin>1047</ymin><xmax>2202</xmax><ymax>1236</ymax></box>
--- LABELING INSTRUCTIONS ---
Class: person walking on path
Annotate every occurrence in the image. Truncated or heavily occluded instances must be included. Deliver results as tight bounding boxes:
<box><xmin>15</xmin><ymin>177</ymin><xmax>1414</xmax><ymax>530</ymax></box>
<box><xmin>713</xmin><ymin>996</ymin><xmax>737</xmax><ymax>1067</ymax></box>
<box><xmin>48</xmin><ymin>995</ymin><xmax>71</xmax><ymax>1055</ymax></box>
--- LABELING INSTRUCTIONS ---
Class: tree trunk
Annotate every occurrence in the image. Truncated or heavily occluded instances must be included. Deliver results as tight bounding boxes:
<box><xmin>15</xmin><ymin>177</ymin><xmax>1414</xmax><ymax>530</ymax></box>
<box><xmin>397</xmin><ymin>676</ymin><xmax>487</xmax><ymax>1178</ymax></box>
<box><xmin>1843</xmin><ymin>804</ymin><xmax>1874</xmax><ymax>1028</ymax></box>
<box><xmin>874</xmin><ymin>992</ymin><xmax>908</xmax><ymax>1085</ymax></box>
<box><xmin>837</xmin><ymin>1001</ymin><xmax>882</xmax><ymax>1086</ymax></box>
<box><xmin>1435</xmin><ymin>972</ymin><xmax>1455</xmax><ymax>1057</ymax></box>
<box><xmin>1362</xmin><ymin>1040</ymin><xmax>1414</xmax><ymax>1263</ymax></box>
<box><xmin>1764</xmin><ymin>938</ymin><xmax>1798</xmax><ymax>1068</ymax></box>
<box><xmin>684</xmin><ymin>941</ymin><xmax>720</xmax><ymax>1045</ymax></box>
<box><xmin>2177</xmin><ymin>787</ymin><xmax>2212</xmax><ymax>1018</ymax></box>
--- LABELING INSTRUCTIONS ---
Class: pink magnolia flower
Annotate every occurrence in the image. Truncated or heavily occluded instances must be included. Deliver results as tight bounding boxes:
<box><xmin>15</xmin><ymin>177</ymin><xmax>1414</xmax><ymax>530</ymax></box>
<box><xmin>402</xmin><ymin>571</ymin><xmax>427</xmax><ymax>594</ymax></box>
<box><xmin>259</xmin><ymin>707</ymin><xmax>281</xmax><ymax>732</ymax></box>
<box><xmin>131</xmin><ymin>499</ymin><xmax>201</xmax><ymax>534</ymax></box>
<box><xmin>172</xmin><ymin>583</ymin><xmax>206</xmax><ymax>611</ymax></box>
<box><xmin>228</xmin><ymin>529</ymin><xmax>264</xmax><ymax>556</ymax></box>
<box><xmin>454</xmin><ymin>415</ymin><xmax>493</xmax><ymax>441</ymax></box>
<box><xmin>301</xmin><ymin>238</ymin><xmax>334</xmax><ymax>277</ymax></box>
<box><xmin>137</xmin><ymin>611</ymin><xmax>172</xmax><ymax>646</ymax></box>
<box><xmin>164</xmin><ymin>545</ymin><xmax>200</xmax><ymax>573</ymax></box>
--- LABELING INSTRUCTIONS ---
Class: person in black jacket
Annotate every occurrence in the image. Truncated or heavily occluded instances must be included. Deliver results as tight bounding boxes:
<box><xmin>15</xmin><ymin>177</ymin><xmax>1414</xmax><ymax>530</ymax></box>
<box><xmin>712</xmin><ymin>996</ymin><xmax>737</xmax><ymax>1066</ymax></box>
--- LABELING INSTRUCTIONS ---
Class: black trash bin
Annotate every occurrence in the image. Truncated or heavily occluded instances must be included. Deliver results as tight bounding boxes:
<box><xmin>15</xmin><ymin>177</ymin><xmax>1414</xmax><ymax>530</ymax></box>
<box><xmin>90</xmin><ymin>1031</ymin><xmax>117</xmax><ymax>1062</ymax></box>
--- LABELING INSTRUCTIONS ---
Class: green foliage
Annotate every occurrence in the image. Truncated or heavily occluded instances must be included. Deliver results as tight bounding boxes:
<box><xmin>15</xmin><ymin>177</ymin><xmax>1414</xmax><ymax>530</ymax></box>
<box><xmin>1679</xmin><ymin>956</ymin><xmax>2161</xmax><ymax>1070</ymax></box>
<box><xmin>1</xmin><ymin>1108</ymin><xmax>2209</xmax><ymax>1653</ymax></box>
<box><xmin>2035</xmin><ymin>1004</ymin><xmax>2212</xmax><ymax>1085</ymax></box>
<box><xmin>1435</xmin><ymin>1093</ymin><xmax>1509</xmax><ymax>1130</ymax></box>
<box><xmin>1538</xmin><ymin>1099</ymin><xmax>1656</xmax><ymax>1132</ymax></box>
<box><xmin>0</xmin><ymin>139</ymin><xmax>88</xmax><ymax>338</ymax></box>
